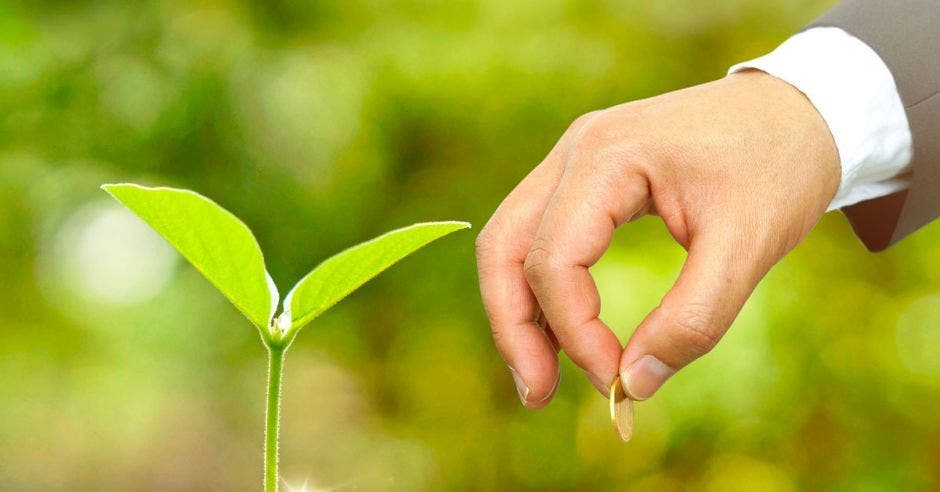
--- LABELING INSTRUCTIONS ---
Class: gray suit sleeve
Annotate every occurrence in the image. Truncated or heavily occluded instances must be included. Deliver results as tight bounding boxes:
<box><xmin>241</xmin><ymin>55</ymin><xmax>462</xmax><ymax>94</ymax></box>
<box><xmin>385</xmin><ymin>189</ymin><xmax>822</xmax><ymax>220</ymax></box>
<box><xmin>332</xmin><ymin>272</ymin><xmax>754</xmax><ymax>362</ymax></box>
<box><xmin>809</xmin><ymin>0</ymin><xmax>940</xmax><ymax>251</ymax></box>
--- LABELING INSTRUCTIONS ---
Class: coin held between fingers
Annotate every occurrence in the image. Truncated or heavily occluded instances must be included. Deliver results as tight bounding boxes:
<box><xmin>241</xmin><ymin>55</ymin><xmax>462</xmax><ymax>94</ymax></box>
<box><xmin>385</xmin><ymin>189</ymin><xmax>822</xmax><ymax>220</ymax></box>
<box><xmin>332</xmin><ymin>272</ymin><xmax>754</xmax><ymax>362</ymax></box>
<box><xmin>609</xmin><ymin>376</ymin><xmax>634</xmax><ymax>442</ymax></box>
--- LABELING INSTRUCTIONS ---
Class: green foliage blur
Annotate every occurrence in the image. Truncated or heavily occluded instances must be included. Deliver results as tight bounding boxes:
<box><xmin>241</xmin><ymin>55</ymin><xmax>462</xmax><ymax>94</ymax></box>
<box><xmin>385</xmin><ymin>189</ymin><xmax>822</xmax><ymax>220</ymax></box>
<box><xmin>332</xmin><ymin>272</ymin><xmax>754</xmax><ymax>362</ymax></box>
<box><xmin>2</xmin><ymin>0</ymin><xmax>938</xmax><ymax>490</ymax></box>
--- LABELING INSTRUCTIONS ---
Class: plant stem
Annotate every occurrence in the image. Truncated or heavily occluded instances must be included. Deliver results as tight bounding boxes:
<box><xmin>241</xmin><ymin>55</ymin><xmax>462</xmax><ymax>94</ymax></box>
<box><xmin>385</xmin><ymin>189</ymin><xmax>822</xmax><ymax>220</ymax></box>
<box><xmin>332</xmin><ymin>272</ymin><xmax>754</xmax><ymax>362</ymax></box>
<box><xmin>264</xmin><ymin>346</ymin><xmax>285</xmax><ymax>492</ymax></box>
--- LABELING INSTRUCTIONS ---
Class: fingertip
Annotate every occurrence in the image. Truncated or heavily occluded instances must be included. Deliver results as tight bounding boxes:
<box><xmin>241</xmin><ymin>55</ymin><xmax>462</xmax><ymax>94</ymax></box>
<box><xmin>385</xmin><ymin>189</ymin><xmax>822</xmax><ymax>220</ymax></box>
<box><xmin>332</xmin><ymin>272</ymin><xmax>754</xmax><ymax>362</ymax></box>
<box><xmin>619</xmin><ymin>354</ymin><xmax>675</xmax><ymax>401</ymax></box>
<box><xmin>494</xmin><ymin>318</ymin><xmax>560</xmax><ymax>407</ymax></box>
<box><xmin>516</xmin><ymin>364</ymin><xmax>561</xmax><ymax>410</ymax></box>
<box><xmin>509</xmin><ymin>365</ymin><xmax>530</xmax><ymax>405</ymax></box>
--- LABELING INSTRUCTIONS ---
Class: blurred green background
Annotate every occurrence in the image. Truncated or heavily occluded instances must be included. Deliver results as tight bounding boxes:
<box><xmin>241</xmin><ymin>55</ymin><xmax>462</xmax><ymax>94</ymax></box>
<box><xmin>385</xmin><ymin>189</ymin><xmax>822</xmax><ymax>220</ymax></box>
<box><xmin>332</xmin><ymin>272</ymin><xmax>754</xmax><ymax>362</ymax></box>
<box><xmin>2</xmin><ymin>0</ymin><xmax>938</xmax><ymax>490</ymax></box>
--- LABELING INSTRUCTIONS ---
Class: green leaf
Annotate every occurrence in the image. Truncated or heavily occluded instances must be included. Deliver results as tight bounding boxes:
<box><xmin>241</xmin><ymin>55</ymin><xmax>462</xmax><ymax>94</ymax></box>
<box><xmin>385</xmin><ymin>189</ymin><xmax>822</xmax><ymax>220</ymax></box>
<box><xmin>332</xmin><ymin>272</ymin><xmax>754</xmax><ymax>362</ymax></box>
<box><xmin>102</xmin><ymin>183</ymin><xmax>277</xmax><ymax>330</ymax></box>
<box><xmin>284</xmin><ymin>221</ymin><xmax>470</xmax><ymax>331</ymax></box>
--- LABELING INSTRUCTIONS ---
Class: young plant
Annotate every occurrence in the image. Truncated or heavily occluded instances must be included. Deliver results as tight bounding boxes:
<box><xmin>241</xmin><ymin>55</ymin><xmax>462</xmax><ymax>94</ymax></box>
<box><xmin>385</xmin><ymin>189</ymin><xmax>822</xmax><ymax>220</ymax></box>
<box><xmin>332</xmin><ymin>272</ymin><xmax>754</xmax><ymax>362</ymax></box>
<box><xmin>101</xmin><ymin>183</ymin><xmax>470</xmax><ymax>492</ymax></box>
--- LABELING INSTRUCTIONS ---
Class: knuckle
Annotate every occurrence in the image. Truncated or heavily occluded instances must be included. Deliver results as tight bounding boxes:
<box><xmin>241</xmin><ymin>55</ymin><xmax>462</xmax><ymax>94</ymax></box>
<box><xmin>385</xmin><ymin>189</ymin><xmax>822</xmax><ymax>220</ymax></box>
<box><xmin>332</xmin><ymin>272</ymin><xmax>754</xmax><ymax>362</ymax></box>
<box><xmin>668</xmin><ymin>304</ymin><xmax>722</xmax><ymax>357</ymax></box>
<box><xmin>475</xmin><ymin>214</ymin><xmax>510</xmax><ymax>260</ymax></box>
<box><xmin>572</xmin><ymin>114</ymin><xmax>616</xmax><ymax>152</ymax></box>
<box><xmin>568</xmin><ymin>110</ymin><xmax>602</xmax><ymax>134</ymax></box>
<box><xmin>568</xmin><ymin>114</ymin><xmax>656</xmax><ymax>176</ymax></box>
<box><xmin>475</xmin><ymin>224</ymin><xmax>495</xmax><ymax>255</ymax></box>
<box><xmin>523</xmin><ymin>240</ymin><xmax>561</xmax><ymax>286</ymax></box>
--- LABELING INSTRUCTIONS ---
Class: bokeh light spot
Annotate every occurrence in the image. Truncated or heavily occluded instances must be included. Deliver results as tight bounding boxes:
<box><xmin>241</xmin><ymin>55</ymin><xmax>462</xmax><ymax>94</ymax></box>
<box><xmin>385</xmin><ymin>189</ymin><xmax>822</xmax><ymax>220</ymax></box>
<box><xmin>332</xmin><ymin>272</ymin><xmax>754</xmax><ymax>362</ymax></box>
<box><xmin>47</xmin><ymin>200</ymin><xmax>179</xmax><ymax>307</ymax></box>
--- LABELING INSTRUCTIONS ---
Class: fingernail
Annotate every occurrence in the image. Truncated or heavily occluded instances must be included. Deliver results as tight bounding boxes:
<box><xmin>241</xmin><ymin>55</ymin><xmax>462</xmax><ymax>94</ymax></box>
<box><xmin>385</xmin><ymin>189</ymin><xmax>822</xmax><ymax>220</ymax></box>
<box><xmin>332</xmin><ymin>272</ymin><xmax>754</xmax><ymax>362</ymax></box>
<box><xmin>584</xmin><ymin>371</ymin><xmax>609</xmax><ymax>394</ymax></box>
<box><xmin>508</xmin><ymin>366</ymin><xmax>529</xmax><ymax>405</ymax></box>
<box><xmin>621</xmin><ymin>355</ymin><xmax>675</xmax><ymax>401</ymax></box>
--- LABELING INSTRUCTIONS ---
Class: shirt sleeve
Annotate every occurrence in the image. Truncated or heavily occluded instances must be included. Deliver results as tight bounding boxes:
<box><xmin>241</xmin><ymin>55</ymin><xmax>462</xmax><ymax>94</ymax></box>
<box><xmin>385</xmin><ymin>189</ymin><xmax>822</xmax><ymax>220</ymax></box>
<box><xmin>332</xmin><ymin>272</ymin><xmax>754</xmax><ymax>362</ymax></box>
<box><xmin>728</xmin><ymin>27</ymin><xmax>913</xmax><ymax>212</ymax></box>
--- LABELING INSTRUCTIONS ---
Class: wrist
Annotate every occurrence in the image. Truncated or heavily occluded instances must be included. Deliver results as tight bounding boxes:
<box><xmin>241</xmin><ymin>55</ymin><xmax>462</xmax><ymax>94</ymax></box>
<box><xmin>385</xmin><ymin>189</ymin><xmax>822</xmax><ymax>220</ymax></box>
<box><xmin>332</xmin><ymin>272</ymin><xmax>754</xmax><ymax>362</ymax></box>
<box><xmin>724</xmin><ymin>70</ymin><xmax>841</xmax><ymax>208</ymax></box>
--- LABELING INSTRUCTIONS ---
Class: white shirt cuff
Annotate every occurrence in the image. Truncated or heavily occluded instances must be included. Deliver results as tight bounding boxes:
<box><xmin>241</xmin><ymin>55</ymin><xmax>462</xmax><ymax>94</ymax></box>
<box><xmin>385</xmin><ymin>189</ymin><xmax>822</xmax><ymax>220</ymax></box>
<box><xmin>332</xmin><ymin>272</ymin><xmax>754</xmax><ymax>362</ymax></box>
<box><xmin>729</xmin><ymin>27</ymin><xmax>913</xmax><ymax>211</ymax></box>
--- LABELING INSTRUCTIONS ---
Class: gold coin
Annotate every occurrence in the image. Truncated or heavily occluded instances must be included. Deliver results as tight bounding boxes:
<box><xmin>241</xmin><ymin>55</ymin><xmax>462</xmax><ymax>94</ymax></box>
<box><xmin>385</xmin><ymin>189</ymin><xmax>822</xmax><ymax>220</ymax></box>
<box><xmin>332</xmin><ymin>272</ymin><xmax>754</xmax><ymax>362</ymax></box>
<box><xmin>609</xmin><ymin>376</ymin><xmax>634</xmax><ymax>442</ymax></box>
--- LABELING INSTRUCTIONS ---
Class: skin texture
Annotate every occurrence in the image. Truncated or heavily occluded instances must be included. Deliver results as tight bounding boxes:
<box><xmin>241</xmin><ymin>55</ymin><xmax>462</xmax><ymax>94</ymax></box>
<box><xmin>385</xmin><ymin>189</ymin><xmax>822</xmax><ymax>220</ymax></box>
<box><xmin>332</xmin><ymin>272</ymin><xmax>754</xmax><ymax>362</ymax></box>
<box><xmin>475</xmin><ymin>71</ymin><xmax>841</xmax><ymax>408</ymax></box>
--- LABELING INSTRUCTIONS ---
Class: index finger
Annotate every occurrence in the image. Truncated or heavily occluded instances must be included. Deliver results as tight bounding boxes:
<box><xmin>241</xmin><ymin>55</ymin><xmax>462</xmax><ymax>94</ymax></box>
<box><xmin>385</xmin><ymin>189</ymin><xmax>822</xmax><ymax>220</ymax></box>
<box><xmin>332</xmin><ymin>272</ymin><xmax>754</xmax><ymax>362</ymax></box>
<box><xmin>524</xmin><ymin>146</ymin><xmax>650</xmax><ymax>393</ymax></box>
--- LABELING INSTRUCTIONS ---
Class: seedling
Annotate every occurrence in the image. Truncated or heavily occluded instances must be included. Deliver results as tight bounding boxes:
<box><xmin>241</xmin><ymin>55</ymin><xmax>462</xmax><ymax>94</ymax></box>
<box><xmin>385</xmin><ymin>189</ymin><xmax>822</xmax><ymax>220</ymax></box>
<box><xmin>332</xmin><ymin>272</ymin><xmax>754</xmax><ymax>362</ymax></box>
<box><xmin>102</xmin><ymin>183</ymin><xmax>470</xmax><ymax>492</ymax></box>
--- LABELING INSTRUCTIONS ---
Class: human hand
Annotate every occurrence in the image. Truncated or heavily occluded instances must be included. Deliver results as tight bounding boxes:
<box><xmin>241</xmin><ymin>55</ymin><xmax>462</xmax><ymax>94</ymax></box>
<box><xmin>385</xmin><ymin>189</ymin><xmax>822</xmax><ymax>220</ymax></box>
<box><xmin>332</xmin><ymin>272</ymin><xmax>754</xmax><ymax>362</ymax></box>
<box><xmin>476</xmin><ymin>71</ymin><xmax>840</xmax><ymax>408</ymax></box>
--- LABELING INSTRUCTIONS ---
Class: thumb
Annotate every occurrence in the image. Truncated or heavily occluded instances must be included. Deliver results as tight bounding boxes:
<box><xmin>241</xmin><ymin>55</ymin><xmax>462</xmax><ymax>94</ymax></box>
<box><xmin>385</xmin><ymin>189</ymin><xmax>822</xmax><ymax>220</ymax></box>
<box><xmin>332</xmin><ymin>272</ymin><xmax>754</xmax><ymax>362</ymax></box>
<box><xmin>619</xmin><ymin>231</ymin><xmax>768</xmax><ymax>400</ymax></box>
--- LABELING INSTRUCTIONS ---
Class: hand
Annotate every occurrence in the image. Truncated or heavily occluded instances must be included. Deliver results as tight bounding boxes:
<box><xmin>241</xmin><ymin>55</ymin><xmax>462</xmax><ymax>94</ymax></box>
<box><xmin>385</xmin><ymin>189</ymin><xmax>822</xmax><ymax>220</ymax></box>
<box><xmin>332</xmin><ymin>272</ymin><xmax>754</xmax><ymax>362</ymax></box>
<box><xmin>475</xmin><ymin>71</ymin><xmax>840</xmax><ymax>408</ymax></box>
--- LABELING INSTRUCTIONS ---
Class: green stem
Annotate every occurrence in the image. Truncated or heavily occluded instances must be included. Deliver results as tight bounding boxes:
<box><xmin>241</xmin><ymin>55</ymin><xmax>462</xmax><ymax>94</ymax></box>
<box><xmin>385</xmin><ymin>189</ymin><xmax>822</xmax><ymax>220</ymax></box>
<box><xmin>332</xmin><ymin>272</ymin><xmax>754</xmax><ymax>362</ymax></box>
<box><xmin>264</xmin><ymin>346</ymin><xmax>285</xmax><ymax>492</ymax></box>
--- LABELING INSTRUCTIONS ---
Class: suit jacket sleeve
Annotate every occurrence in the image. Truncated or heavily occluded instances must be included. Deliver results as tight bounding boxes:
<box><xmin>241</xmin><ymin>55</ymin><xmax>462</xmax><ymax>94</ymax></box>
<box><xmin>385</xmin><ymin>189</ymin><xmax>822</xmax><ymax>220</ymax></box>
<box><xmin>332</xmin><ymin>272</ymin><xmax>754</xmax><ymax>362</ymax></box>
<box><xmin>809</xmin><ymin>0</ymin><xmax>940</xmax><ymax>251</ymax></box>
